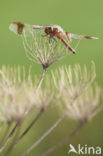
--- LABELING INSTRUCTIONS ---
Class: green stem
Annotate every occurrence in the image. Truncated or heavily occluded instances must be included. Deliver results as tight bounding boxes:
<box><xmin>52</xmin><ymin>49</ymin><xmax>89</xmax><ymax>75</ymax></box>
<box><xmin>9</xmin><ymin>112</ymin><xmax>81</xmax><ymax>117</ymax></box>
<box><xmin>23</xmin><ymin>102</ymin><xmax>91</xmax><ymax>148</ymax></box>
<box><xmin>0</xmin><ymin>123</ymin><xmax>18</xmax><ymax>153</ymax></box>
<box><xmin>4</xmin><ymin>125</ymin><xmax>21</xmax><ymax>156</ymax></box>
<box><xmin>41</xmin><ymin>122</ymin><xmax>85</xmax><ymax>156</ymax></box>
<box><xmin>0</xmin><ymin>123</ymin><xmax>11</xmax><ymax>146</ymax></box>
<box><xmin>37</xmin><ymin>67</ymin><xmax>47</xmax><ymax>90</ymax></box>
<box><xmin>21</xmin><ymin>113</ymin><xmax>66</xmax><ymax>156</ymax></box>
<box><xmin>14</xmin><ymin>108</ymin><xmax>44</xmax><ymax>146</ymax></box>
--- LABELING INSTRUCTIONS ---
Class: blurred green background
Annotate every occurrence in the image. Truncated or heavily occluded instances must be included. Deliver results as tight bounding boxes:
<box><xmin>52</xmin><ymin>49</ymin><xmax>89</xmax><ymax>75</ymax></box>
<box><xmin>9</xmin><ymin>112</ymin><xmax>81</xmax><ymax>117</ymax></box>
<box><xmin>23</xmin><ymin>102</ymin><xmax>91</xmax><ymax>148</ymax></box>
<box><xmin>0</xmin><ymin>0</ymin><xmax>103</xmax><ymax>156</ymax></box>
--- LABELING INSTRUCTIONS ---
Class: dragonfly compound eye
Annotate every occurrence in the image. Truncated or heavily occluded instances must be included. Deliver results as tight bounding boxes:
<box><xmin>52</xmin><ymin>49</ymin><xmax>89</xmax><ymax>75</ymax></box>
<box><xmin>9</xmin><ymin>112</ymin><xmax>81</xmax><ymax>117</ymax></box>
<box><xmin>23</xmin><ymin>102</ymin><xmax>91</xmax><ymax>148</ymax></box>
<box><xmin>45</xmin><ymin>27</ymin><xmax>52</xmax><ymax>35</ymax></box>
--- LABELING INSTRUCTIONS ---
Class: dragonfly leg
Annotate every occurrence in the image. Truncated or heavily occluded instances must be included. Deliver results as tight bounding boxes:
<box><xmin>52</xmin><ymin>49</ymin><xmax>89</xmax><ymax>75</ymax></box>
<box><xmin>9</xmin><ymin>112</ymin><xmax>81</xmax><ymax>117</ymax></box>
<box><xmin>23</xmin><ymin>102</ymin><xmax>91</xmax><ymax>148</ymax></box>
<box><xmin>49</xmin><ymin>36</ymin><xmax>56</xmax><ymax>43</ymax></box>
<box><xmin>48</xmin><ymin>37</ymin><xmax>57</xmax><ymax>50</ymax></box>
<box><xmin>53</xmin><ymin>38</ymin><xmax>57</xmax><ymax>49</ymax></box>
<box><xmin>41</xmin><ymin>34</ymin><xmax>48</xmax><ymax>37</ymax></box>
<box><xmin>56</xmin><ymin>34</ymin><xmax>76</xmax><ymax>54</ymax></box>
<box><xmin>65</xmin><ymin>32</ymin><xmax>71</xmax><ymax>42</ymax></box>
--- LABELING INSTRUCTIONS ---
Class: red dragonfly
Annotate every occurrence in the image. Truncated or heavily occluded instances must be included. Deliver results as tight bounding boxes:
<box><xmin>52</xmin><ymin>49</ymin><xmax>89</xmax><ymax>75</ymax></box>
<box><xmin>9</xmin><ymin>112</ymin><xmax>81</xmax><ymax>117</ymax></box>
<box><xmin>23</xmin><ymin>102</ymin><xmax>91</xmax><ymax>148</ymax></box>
<box><xmin>11</xmin><ymin>22</ymin><xmax>99</xmax><ymax>54</ymax></box>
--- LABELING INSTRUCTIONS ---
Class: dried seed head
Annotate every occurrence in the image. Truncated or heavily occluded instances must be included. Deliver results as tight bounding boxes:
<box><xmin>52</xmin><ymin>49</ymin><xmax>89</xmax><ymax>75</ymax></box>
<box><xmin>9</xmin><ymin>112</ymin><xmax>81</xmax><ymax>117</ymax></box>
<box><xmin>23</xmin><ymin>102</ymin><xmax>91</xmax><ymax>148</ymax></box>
<box><xmin>52</xmin><ymin>62</ymin><xmax>96</xmax><ymax>100</ymax></box>
<box><xmin>9</xmin><ymin>23</ymin><xmax>71</xmax><ymax>69</ymax></box>
<box><xmin>63</xmin><ymin>84</ymin><xmax>103</xmax><ymax>123</ymax></box>
<box><xmin>0</xmin><ymin>66</ymin><xmax>34</xmax><ymax>124</ymax></box>
<box><xmin>51</xmin><ymin>62</ymin><xmax>103</xmax><ymax>123</ymax></box>
<box><xmin>0</xmin><ymin>66</ymin><xmax>54</xmax><ymax>124</ymax></box>
<box><xmin>27</xmin><ymin>88</ymin><xmax>54</xmax><ymax>111</ymax></box>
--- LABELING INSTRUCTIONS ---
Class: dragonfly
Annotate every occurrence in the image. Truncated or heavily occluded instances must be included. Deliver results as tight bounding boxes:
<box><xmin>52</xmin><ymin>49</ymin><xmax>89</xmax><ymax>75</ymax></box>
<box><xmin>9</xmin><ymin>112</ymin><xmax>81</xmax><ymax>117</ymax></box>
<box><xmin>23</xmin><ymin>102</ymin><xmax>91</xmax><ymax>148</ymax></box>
<box><xmin>11</xmin><ymin>22</ymin><xmax>99</xmax><ymax>54</ymax></box>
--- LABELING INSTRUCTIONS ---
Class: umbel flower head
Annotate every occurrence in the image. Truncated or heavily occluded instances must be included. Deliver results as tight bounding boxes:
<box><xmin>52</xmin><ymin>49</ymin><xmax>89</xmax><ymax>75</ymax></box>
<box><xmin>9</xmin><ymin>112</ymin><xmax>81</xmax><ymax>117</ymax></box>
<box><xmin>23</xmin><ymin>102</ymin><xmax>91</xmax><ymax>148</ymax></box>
<box><xmin>9</xmin><ymin>22</ymin><xmax>72</xmax><ymax>69</ymax></box>
<box><xmin>51</xmin><ymin>62</ymin><xmax>103</xmax><ymax>123</ymax></box>
<box><xmin>0</xmin><ymin>66</ymin><xmax>53</xmax><ymax>124</ymax></box>
<box><xmin>52</xmin><ymin>62</ymin><xmax>96</xmax><ymax>99</ymax></box>
<box><xmin>63</xmin><ymin>84</ymin><xmax>103</xmax><ymax>123</ymax></box>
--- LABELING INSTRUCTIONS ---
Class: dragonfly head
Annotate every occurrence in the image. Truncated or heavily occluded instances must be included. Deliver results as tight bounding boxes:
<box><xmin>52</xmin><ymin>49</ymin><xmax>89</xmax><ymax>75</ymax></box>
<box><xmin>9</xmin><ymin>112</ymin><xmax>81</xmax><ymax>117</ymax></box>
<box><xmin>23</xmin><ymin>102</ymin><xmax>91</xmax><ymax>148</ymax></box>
<box><xmin>45</xmin><ymin>27</ymin><xmax>52</xmax><ymax>35</ymax></box>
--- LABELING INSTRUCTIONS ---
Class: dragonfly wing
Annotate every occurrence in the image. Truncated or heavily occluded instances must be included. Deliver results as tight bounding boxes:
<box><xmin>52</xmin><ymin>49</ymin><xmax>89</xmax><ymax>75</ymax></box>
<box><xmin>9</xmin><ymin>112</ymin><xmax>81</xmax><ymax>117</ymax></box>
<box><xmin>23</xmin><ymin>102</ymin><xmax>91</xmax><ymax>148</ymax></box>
<box><xmin>32</xmin><ymin>25</ymin><xmax>54</xmax><ymax>30</ymax></box>
<box><xmin>9</xmin><ymin>23</ymin><xmax>18</xmax><ymax>34</ymax></box>
<box><xmin>9</xmin><ymin>23</ymin><xmax>30</xmax><ymax>35</ymax></box>
<box><xmin>9</xmin><ymin>23</ymin><xmax>45</xmax><ymax>36</ymax></box>
<box><xmin>32</xmin><ymin>25</ymin><xmax>46</xmax><ymax>29</ymax></box>
<box><xmin>69</xmin><ymin>33</ymin><xmax>99</xmax><ymax>40</ymax></box>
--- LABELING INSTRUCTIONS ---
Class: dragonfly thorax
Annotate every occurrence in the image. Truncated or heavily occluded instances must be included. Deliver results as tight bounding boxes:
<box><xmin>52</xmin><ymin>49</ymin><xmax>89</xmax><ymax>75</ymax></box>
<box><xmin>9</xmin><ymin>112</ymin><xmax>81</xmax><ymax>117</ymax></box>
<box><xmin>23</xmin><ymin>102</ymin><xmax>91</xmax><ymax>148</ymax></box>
<box><xmin>51</xmin><ymin>25</ymin><xmax>65</xmax><ymax>34</ymax></box>
<box><xmin>45</xmin><ymin>27</ymin><xmax>62</xmax><ymax>38</ymax></box>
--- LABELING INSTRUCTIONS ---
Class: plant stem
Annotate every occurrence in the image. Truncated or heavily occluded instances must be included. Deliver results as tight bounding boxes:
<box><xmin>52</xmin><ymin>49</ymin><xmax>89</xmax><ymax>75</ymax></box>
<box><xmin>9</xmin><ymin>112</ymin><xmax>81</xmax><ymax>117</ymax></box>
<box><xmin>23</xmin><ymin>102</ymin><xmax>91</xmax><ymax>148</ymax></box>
<box><xmin>15</xmin><ymin>108</ymin><xmax>44</xmax><ymax>146</ymax></box>
<box><xmin>41</xmin><ymin>122</ymin><xmax>85</xmax><ymax>156</ymax></box>
<box><xmin>0</xmin><ymin>122</ymin><xmax>4</xmax><ymax>133</ymax></box>
<box><xmin>21</xmin><ymin>113</ymin><xmax>66</xmax><ymax>156</ymax></box>
<box><xmin>4</xmin><ymin>125</ymin><xmax>21</xmax><ymax>156</ymax></box>
<box><xmin>0</xmin><ymin>123</ymin><xmax>18</xmax><ymax>153</ymax></box>
<box><xmin>0</xmin><ymin>123</ymin><xmax>11</xmax><ymax>146</ymax></box>
<box><xmin>37</xmin><ymin>67</ymin><xmax>47</xmax><ymax>90</ymax></box>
